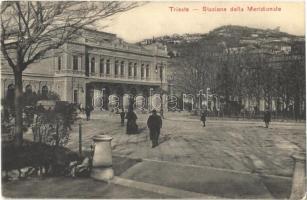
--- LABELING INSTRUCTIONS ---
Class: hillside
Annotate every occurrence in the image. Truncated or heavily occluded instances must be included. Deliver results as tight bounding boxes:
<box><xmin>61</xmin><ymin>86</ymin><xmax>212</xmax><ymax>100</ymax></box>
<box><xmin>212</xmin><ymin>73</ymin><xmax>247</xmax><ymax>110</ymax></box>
<box><xmin>139</xmin><ymin>25</ymin><xmax>305</xmax><ymax>57</ymax></box>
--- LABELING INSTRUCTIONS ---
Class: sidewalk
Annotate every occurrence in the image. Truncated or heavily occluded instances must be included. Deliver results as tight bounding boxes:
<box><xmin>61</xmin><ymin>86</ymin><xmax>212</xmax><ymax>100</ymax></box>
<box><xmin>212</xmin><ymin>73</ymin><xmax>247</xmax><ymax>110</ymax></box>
<box><xmin>117</xmin><ymin>158</ymin><xmax>291</xmax><ymax>199</ymax></box>
<box><xmin>2</xmin><ymin>156</ymin><xmax>292</xmax><ymax>199</ymax></box>
<box><xmin>2</xmin><ymin>177</ymin><xmax>173</xmax><ymax>198</ymax></box>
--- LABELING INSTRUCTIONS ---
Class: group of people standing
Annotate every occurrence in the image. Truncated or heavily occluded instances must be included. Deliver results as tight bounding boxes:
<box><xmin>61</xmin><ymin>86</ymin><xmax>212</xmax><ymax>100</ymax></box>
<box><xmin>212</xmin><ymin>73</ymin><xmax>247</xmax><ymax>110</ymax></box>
<box><xmin>83</xmin><ymin>103</ymin><xmax>272</xmax><ymax>149</ymax></box>
<box><xmin>120</xmin><ymin>108</ymin><xmax>162</xmax><ymax>148</ymax></box>
<box><xmin>200</xmin><ymin>108</ymin><xmax>272</xmax><ymax>128</ymax></box>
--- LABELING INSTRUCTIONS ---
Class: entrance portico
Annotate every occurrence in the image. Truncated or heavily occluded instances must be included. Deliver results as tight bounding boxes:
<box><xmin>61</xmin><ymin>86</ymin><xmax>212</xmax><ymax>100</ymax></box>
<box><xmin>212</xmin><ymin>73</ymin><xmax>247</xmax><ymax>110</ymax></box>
<box><xmin>86</xmin><ymin>82</ymin><xmax>162</xmax><ymax>112</ymax></box>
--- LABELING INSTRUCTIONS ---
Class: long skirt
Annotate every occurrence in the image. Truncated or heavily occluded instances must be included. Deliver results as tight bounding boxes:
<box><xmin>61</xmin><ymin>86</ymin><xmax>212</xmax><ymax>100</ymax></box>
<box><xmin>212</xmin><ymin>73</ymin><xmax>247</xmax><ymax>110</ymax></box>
<box><xmin>127</xmin><ymin>120</ymin><xmax>138</xmax><ymax>134</ymax></box>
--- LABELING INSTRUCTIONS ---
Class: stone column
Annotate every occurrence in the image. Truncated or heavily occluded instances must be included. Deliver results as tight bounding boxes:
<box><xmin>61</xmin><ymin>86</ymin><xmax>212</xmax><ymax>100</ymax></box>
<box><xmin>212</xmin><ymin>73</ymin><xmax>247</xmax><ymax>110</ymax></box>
<box><xmin>149</xmin><ymin>88</ymin><xmax>154</xmax><ymax>111</ymax></box>
<box><xmin>123</xmin><ymin>94</ymin><xmax>130</xmax><ymax>111</ymax></box>
<box><xmin>78</xmin><ymin>56</ymin><xmax>82</xmax><ymax>72</ymax></box>
<box><xmin>88</xmin><ymin>55</ymin><xmax>92</xmax><ymax>74</ymax></box>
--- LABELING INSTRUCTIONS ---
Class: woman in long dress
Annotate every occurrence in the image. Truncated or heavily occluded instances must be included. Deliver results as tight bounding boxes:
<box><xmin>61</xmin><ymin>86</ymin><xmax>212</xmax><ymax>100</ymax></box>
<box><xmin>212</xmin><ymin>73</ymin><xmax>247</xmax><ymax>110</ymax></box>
<box><xmin>126</xmin><ymin>108</ymin><xmax>138</xmax><ymax>134</ymax></box>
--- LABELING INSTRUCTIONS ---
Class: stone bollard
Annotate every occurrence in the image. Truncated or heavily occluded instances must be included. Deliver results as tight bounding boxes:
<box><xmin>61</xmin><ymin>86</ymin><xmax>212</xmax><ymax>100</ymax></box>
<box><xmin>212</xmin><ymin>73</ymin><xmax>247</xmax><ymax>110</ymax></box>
<box><xmin>90</xmin><ymin>134</ymin><xmax>114</xmax><ymax>182</ymax></box>
<box><xmin>290</xmin><ymin>152</ymin><xmax>306</xmax><ymax>200</ymax></box>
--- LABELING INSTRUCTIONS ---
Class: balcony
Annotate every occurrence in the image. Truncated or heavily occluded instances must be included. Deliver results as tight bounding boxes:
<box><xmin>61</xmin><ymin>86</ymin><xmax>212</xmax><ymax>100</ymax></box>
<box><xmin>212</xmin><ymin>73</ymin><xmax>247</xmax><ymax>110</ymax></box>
<box><xmin>55</xmin><ymin>69</ymin><xmax>84</xmax><ymax>76</ymax></box>
<box><xmin>90</xmin><ymin>72</ymin><xmax>98</xmax><ymax>77</ymax></box>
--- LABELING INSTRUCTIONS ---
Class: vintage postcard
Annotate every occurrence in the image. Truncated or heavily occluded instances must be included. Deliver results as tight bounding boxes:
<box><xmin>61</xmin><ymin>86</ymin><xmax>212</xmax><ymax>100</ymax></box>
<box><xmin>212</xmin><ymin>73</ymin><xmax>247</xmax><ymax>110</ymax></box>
<box><xmin>1</xmin><ymin>1</ymin><xmax>306</xmax><ymax>199</ymax></box>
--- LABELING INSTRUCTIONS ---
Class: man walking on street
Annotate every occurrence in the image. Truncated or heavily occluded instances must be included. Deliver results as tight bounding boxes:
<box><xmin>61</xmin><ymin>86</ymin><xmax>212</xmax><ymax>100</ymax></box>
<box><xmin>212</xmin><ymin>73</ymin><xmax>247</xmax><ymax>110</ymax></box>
<box><xmin>85</xmin><ymin>105</ymin><xmax>93</xmax><ymax>121</ymax></box>
<box><xmin>264</xmin><ymin>109</ymin><xmax>271</xmax><ymax>128</ymax></box>
<box><xmin>120</xmin><ymin>108</ymin><xmax>125</xmax><ymax>126</ymax></box>
<box><xmin>147</xmin><ymin>109</ymin><xmax>162</xmax><ymax>148</ymax></box>
<box><xmin>200</xmin><ymin>110</ymin><xmax>207</xmax><ymax>127</ymax></box>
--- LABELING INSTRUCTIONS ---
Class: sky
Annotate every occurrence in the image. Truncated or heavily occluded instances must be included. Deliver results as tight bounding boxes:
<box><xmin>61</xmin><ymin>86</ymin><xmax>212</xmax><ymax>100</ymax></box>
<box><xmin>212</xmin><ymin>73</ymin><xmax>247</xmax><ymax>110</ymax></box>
<box><xmin>99</xmin><ymin>1</ymin><xmax>305</xmax><ymax>43</ymax></box>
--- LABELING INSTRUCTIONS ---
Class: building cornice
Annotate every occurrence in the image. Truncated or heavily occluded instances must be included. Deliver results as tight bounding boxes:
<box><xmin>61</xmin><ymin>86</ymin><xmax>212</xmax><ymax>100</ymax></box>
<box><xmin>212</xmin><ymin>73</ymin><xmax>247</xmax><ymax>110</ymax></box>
<box><xmin>1</xmin><ymin>71</ymin><xmax>166</xmax><ymax>85</ymax></box>
<box><xmin>68</xmin><ymin>41</ymin><xmax>169</xmax><ymax>59</ymax></box>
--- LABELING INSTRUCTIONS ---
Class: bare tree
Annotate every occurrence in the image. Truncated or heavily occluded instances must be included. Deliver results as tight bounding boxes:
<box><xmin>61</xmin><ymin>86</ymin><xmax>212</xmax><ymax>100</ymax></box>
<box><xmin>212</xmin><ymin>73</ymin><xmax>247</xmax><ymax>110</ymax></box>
<box><xmin>1</xmin><ymin>1</ymin><xmax>139</xmax><ymax>146</ymax></box>
<box><xmin>172</xmin><ymin>40</ymin><xmax>222</xmax><ymax>99</ymax></box>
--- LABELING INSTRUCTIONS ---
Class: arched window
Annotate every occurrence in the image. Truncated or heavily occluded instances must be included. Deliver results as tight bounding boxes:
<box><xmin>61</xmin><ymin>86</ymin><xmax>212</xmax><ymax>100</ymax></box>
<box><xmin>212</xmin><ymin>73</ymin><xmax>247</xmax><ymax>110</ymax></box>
<box><xmin>25</xmin><ymin>85</ymin><xmax>32</xmax><ymax>94</ymax></box>
<box><xmin>141</xmin><ymin>64</ymin><xmax>145</xmax><ymax>78</ymax></box>
<box><xmin>42</xmin><ymin>86</ymin><xmax>48</xmax><ymax>98</ymax></box>
<box><xmin>134</xmin><ymin>63</ymin><xmax>137</xmax><ymax>77</ymax></box>
<box><xmin>100</xmin><ymin>59</ymin><xmax>104</xmax><ymax>74</ymax></box>
<box><xmin>120</xmin><ymin>61</ymin><xmax>124</xmax><ymax>76</ymax></box>
<box><xmin>106</xmin><ymin>60</ymin><xmax>110</xmax><ymax>75</ymax></box>
<box><xmin>90</xmin><ymin>57</ymin><xmax>95</xmax><ymax>73</ymax></box>
<box><xmin>114</xmin><ymin>60</ymin><xmax>119</xmax><ymax>75</ymax></box>
<box><xmin>128</xmin><ymin>62</ymin><xmax>132</xmax><ymax>77</ymax></box>
<box><xmin>91</xmin><ymin>57</ymin><xmax>95</xmax><ymax>73</ymax></box>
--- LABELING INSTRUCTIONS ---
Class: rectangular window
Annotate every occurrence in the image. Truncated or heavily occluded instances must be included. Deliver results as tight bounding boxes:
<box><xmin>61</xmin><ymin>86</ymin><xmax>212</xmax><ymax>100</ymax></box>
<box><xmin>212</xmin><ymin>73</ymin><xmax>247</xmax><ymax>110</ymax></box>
<box><xmin>120</xmin><ymin>61</ymin><xmax>124</xmax><ymax>75</ymax></box>
<box><xmin>91</xmin><ymin>58</ymin><xmax>95</xmax><ymax>73</ymax></box>
<box><xmin>141</xmin><ymin>64</ymin><xmax>144</xmax><ymax>78</ymax></box>
<box><xmin>73</xmin><ymin>55</ymin><xmax>78</xmax><ymax>71</ymax></box>
<box><xmin>115</xmin><ymin>61</ymin><xmax>119</xmax><ymax>75</ymax></box>
<box><xmin>160</xmin><ymin>67</ymin><xmax>163</xmax><ymax>80</ymax></box>
<box><xmin>58</xmin><ymin>56</ymin><xmax>61</xmax><ymax>71</ymax></box>
<box><xmin>106</xmin><ymin>60</ymin><xmax>110</xmax><ymax>74</ymax></box>
<box><xmin>128</xmin><ymin>62</ymin><xmax>132</xmax><ymax>76</ymax></box>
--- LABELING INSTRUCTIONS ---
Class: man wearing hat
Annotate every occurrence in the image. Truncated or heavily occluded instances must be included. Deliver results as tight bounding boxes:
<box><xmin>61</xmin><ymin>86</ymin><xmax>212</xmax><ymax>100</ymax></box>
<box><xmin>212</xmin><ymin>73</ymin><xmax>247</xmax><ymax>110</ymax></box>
<box><xmin>147</xmin><ymin>109</ymin><xmax>162</xmax><ymax>148</ymax></box>
<box><xmin>263</xmin><ymin>108</ymin><xmax>271</xmax><ymax>128</ymax></box>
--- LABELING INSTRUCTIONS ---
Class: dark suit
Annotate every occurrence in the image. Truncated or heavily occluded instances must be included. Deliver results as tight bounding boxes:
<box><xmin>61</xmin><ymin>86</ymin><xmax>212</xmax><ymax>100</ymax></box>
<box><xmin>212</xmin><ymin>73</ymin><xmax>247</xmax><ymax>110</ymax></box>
<box><xmin>264</xmin><ymin>111</ymin><xmax>271</xmax><ymax>128</ymax></box>
<box><xmin>147</xmin><ymin>114</ymin><xmax>162</xmax><ymax>147</ymax></box>
<box><xmin>200</xmin><ymin>111</ymin><xmax>207</xmax><ymax>127</ymax></box>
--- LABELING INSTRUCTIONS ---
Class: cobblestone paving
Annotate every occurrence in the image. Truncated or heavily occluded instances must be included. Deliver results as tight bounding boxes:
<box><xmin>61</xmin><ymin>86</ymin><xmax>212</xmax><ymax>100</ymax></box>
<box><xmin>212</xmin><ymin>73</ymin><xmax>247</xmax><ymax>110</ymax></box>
<box><xmin>67</xmin><ymin>111</ymin><xmax>305</xmax><ymax>177</ymax></box>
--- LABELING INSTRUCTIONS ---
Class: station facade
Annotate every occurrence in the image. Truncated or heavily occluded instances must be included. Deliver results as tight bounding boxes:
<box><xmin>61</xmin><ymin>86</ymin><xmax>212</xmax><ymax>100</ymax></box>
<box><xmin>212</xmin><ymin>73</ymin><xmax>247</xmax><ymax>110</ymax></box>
<box><xmin>1</xmin><ymin>28</ymin><xmax>169</xmax><ymax>111</ymax></box>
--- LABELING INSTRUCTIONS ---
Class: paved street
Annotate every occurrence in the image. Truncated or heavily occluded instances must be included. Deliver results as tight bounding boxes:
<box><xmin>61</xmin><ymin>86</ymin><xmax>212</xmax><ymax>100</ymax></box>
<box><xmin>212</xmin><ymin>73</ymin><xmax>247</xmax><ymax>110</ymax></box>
<box><xmin>67</xmin><ymin>111</ymin><xmax>306</xmax><ymax>177</ymax></box>
<box><xmin>3</xmin><ymin>111</ymin><xmax>305</xmax><ymax>199</ymax></box>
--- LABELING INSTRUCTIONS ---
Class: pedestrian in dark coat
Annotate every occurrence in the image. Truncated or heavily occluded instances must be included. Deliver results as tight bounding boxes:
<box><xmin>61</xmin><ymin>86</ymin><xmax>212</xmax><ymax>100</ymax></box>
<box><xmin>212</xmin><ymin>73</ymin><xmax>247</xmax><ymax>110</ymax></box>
<box><xmin>120</xmin><ymin>108</ymin><xmax>125</xmax><ymax>126</ymax></box>
<box><xmin>147</xmin><ymin>109</ymin><xmax>162</xmax><ymax>148</ymax></box>
<box><xmin>263</xmin><ymin>109</ymin><xmax>271</xmax><ymax>128</ymax></box>
<box><xmin>126</xmin><ymin>109</ymin><xmax>138</xmax><ymax>134</ymax></box>
<box><xmin>200</xmin><ymin>110</ymin><xmax>207</xmax><ymax>127</ymax></box>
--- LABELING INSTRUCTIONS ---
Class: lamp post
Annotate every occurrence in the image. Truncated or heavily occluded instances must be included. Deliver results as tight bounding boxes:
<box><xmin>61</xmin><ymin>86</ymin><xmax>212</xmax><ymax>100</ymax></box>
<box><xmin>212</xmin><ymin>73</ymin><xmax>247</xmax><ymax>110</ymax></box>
<box><xmin>149</xmin><ymin>88</ymin><xmax>154</xmax><ymax>111</ymax></box>
<box><xmin>155</xmin><ymin>63</ymin><xmax>164</xmax><ymax>118</ymax></box>
<box><xmin>101</xmin><ymin>88</ymin><xmax>106</xmax><ymax>111</ymax></box>
<box><xmin>206</xmin><ymin>88</ymin><xmax>210</xmax><ymax>110</ymax></box>
<box><xmin>197</xmin><ymin>89</ymin><xmax>205</xmax><ymax>111</ymax></box>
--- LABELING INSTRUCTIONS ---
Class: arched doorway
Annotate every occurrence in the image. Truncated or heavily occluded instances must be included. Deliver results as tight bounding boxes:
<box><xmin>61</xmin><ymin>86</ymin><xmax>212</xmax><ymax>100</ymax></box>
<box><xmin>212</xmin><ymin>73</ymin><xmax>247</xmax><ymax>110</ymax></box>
<box><xmin>6</xmin><ymin>84</ymin><xmax>15</xmax><ymax>107</ymax></box>
<box><xmin>42</xmin><ymin>85</ymin><xmax>48</xmax><ymax>98</ymax></box>
<box><xmin>24</xmin><ymin>84</ymin><xmax>34</xmax><ymax>106</ymax></box>
<box><xmin>25</xmin><ymin>85</ymin><xmax>32</xmax><ymax>94</ymax></box>
<box><xmin>86</xmin><ymin>85</ymin><xmax>94</xmax><ymax>108</ymax></box>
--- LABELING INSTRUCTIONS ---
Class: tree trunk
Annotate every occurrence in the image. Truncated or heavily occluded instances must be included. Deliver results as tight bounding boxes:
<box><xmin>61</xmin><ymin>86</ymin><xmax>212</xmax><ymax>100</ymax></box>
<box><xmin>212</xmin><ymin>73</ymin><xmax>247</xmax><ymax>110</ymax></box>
<box><xmin>14</xmin><ymin>70</ymin><xmax>23</xmax><ymax>146</ymax></box>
